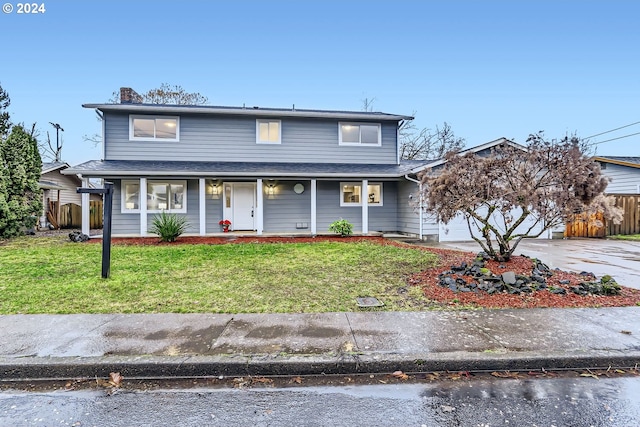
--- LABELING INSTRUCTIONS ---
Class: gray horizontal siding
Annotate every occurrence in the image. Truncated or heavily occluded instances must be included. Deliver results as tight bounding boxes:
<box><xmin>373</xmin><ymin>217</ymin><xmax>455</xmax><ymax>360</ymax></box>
<box><xmin>601</xmin><ymin>163</ymin><xmax>640</xmax><ymax>194</ymax></box>
<box><xmin>397</xmin><ymin>180</ymin><xmax>420</xmax><ymax>235</ymax></box>
<box><xmin>264</xmin><ymin>182</ymin><xmax>311</xmax><ymax>232</ymax></box>
<box><xmin>206</xmin><ymin>182</ymin><xmax>224</xmax><ymax>233</ymax></box>
<box><xmin>112</xmin><ymin>179</ymin><xmax>141</xmax><ymax>235</ymax></box>
<box><xmin>368</xmin><ymin>181</ymin><xmax>398</xmax><ymax>232</ymax></box>
<box><xmin>105</xmin><ymin>113</ymin><xmax>398</xmax><ymax>164</ymax></box>
<box><xmin>317</xmin><ymin>181</ymin><xmax>361</xmax><ymax>233</ymax></box>
<box><xmin>146</xmin><ymin>179</ymin><xmax>199</xmax><ymax>235</ymax></box>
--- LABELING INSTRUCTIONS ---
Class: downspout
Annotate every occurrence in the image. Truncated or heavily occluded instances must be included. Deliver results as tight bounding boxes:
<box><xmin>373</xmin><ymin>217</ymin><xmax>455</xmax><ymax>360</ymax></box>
<box><xmin>397</xmin><ymin>121</ymin><xmax>403</xmax><ymax>165</ymax></box>
<box><xmin>95</xmin><ymin>109</ymin><xmax>105</xmax><ymax>161</ymax></box>
<box><xmin>404</xmin><ymin>174</ymin><xmax>423</xmax><ymax>240</ymax></box>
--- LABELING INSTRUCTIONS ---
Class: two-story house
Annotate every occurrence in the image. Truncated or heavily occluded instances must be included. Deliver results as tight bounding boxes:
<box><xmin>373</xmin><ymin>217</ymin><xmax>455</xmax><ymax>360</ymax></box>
<box><xmin>65</xmin><ymin>88</ymin><xmax>433</xmax><ymax>238</ymax></box>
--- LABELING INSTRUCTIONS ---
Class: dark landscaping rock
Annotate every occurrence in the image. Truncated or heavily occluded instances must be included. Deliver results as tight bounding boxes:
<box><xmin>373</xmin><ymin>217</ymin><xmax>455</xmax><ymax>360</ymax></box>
<box><xmin>534</xmin><ymin>260</ymin><xmax>553</xmax><ymax>277</ymax></box>
<box><xmin>571</xmin><ymin>286</ymin><xmax>588</xmax><ymax>296</ymax></box>
<box><xmin>69</xmin><ymin>231</ymin><xmax>89</xmax><ymax>243</ymax></box>
<box><xmin>477</xmin><ymin>251</ymin><xmax>491</xmax><ymax>261</ymax></box>
<box><xmin>579</xmin><ymin>271</ymin><xmax>596</xmax><ymax>280</ymax></box>
<box><xmin>559</xmin><ymin>279</ymin><xmax>571</xmax><ymax>285</ymax></box>
<box><xmin>550</xmin><ymin>287</ymin><xmax>567</xmax><ymax>295</ymax></box>
<box><xmin>507</xmin><ymin>286</ymin><xmax>521</xmax><ymax>295</ymax></box>
<box><xmin>531</xmin><ymin>274</ymin><xmax>546</xmax><ymax>284</ymax></box>
<box><xmin>451</xmin><ymin>262</ymin><xmax>467</xmax><ymax>272</ymax></box>
<box><xmin>502</xmin><ymin>271</ymin><xmax>517</xmax><ymax>285</ymax></box>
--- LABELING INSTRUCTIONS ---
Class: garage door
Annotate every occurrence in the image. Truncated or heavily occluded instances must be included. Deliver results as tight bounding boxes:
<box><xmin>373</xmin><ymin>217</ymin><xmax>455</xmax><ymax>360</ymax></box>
<box><xmin>438</xmin><ymin>206</ymin><xmax>547</xmax><ymax>242</ymax></box>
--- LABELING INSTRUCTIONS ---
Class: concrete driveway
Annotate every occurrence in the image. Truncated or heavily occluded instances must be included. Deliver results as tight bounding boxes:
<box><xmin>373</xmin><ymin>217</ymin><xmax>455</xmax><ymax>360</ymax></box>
<box><xmin>437</xmin><ymin>238</ymin><xmax>640</xmax><ymax>290</ymax></box>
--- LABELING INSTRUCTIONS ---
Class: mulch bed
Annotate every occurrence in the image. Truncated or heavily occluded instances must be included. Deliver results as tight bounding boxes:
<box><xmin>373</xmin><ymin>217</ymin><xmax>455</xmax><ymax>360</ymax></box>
<box><xmin>87</xmin><ymin>235</ymin><xmax>394</xmax><ymax>246</ymax></box>
<box><xmin>86</xmin><ymin>235</ymin><xmax>640</xmax><ymax>309</ymax></box>
<box><xmin>407</xmin><ymin>247</ymin><xmax>640</xmax><ymax>309</ymax></box>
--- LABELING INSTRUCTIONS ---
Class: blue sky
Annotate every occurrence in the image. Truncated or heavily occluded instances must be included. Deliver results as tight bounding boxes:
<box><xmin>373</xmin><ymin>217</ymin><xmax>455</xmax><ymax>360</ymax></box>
<box><xmin>2</xmin><ymin>0</ymin><xmax>639</xmax><ymax>165</ymax></box>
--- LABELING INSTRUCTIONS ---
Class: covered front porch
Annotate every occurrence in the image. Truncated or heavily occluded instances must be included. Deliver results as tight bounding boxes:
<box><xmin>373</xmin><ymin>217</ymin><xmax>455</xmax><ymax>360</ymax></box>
<box><xmin>80</xmin><ymin>178</ymin><xmax>388</xmax><ymax>237</ymax></box>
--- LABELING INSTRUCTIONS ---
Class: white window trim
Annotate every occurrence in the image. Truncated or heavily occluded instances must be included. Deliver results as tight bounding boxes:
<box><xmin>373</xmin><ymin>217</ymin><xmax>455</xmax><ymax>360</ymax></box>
<box><xmin>121</xmin><ymin>180</ymin><xmax>141</xmax><ymax>213</ymax></box>
<box><xmin>129</xmin><ymin>115</ymin><xmax>180</xmax><ymax>142</ymax></box>
<box><xmin>338</xmin><ymin>122</ymin><xmax>382</xmax><ymax>146</ymax></box>
<box><xmin>256</xmin><ymin>119</ymin><xmax>282</xmax><ymax>144</ymax></box>
<box><xmin>146</xmin><ymin>180</ymin><xmax>188</xmax><ymax>214</ymax></box>
<box><xmin>340</xmin><ymin>182</ymin><xmax>383</xmax><ymax>207</ymax></box>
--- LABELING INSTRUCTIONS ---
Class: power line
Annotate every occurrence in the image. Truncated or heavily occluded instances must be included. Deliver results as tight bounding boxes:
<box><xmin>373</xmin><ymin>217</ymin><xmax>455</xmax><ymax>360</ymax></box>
<box><xmin>585</xmin><ymin>120</ymin><xmax>640</xmax><ymax>139</ymax></box>
<box><xmin>588</xmin><ymin>131</ymin><xmax>640</xmax><ymax>146</ymax></box>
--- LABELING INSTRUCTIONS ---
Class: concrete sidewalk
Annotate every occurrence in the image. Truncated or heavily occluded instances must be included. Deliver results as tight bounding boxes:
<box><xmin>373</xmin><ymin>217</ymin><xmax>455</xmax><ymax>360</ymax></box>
<box><xmin>1</xmin><ymin>308</ymin><xmax>640</xmax><ymax>380</ymax></box>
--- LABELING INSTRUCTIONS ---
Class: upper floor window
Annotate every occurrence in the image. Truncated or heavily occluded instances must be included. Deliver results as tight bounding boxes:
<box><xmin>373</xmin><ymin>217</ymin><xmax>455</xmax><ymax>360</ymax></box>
<box><xmin>339</xmin><ymin>123</ymin><xmax>381</xmax><ymax>146</ymax></box>
<box><xmin>130</xmin><ymin>115</ymin><xmax>180</xmax><ymax>141</ymax></box>
<box><xmin>256</xmin><ymin>119</ymin><xmax>281</xmax><ymax>144</ymax></box>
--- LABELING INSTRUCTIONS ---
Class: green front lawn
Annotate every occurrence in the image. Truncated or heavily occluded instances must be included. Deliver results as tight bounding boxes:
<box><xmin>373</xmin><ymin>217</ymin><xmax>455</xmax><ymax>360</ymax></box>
<box><xmin>608</xmin><ymin>235</ymin><xmax>640</xmax><ymax>241</ymax></box>
<box><xmin>0</xmin><ymin>237</ymin><xmax>438</xmax><ymax>314</ymax></box>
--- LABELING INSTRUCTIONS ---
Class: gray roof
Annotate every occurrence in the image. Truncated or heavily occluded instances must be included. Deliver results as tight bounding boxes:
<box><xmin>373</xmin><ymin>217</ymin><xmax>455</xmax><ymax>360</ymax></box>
<box><xmin>42</xmin><ymin>162</ymin><xmax>70</xmax><ymax>174</ymax></box>
<box><xmin>38</xmin><ymin>180</ymin><xmax>65</xmax><ymax>190</ymax></box>
<box><xmin>63</xmin><ymin>160</ymin><xmax>430</xmax><ymax>179</ymax></box>
<box><xmin>596</xmin><ymin>156</ymin><xmax>640</xmax><ymax>166</ymax></box>
<box><xmin>83</xmin><ymin>103</ymin><xmax>413</xmax><ymax>122</ymax></box>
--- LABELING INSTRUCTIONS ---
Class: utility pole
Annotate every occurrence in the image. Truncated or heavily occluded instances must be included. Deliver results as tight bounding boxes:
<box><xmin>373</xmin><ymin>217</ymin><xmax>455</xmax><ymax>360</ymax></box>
<box><xmin>49</xmin><ymin>122</ymin><xmax>64</xmax><ymax>162</ymax></box>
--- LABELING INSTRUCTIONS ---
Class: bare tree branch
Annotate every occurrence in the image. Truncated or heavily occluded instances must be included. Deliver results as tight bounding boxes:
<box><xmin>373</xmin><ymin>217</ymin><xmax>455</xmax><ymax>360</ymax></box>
<box><xmin>421</xmin><ymin>134</ymin><xmax>623</xmax><ymax>260</ymax></box>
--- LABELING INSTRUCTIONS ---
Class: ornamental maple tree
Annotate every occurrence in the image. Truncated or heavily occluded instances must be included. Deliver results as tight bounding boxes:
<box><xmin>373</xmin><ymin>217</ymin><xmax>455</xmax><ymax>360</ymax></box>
<box><xmin>420</xmin><ymin>133</ymin><xmax>622</xmax><ymax>261</ymax></box>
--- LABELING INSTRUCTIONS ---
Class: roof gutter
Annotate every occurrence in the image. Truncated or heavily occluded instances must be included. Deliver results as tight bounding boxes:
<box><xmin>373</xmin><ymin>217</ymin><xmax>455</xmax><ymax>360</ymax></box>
<box><xmin>404</xmin><ymin>174</ymin><xmax>423</xmax><ymax>240</ymax></box>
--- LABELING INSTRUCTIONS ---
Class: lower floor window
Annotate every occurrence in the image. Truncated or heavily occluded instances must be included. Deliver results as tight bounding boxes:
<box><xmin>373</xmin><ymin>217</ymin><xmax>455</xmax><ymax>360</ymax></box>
<box><xmin>121</xmin><ymin>180</ymin><xmax>187</xmax><ymax>213</ymax></box>
<box><xmin>340</xmin><ymin>182</ymin><xmax>383</xmax><ymax>206</ymax></box>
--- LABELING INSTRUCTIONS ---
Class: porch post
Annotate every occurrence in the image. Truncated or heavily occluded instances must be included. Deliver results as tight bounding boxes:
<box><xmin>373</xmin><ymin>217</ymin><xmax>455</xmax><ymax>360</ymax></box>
<box><xmin>310</xmin><ymin>179</ymin><xmax>317</xmax><ymax>235</ymax></box>
<box><xmin>256</xmin><ymin>178</ymin><xmax>263</xmax><ymax>235</ymax></box>
<box><xmin>140</xmin><ymin>177</ymin><xmax>147</xmax><ymax>236</ymax></box>
<box><xmin>362</xmin><ymin>179</ymin><xmax>368</xmax><ymax>235</ymax></box>
<box><xmin>418</xmin><ymin>182</ymin><xmax>423</xmax><ymax>240</ymax></box>
<box><xmin>199</xmin><ymin>178</ymin><xmax>206</xmax><ymax>236</ymax></box>
<box><xmin>81</xmin><ymin>177</ymin><xmax>90</xmax><ymax>235</ymax></box>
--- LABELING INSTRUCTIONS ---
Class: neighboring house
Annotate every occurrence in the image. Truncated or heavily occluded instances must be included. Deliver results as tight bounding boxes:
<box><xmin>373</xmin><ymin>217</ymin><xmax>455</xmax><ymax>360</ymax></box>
<box><xmin>588</xmin><ymin>156</ymin><xmax>640</xmax><ymax>236</ymax></box>
<box><xmin>412</xmin><ymin>139</ymin><xmax>548</xmax><ymax>242</ymax></box>
<box><xmin>39</xmin><ymin>162</ymin><xmax>100</xmax><ymax>228</ymax></box>
<box><xmin>593</xmin><ymin>157</ymin><xmax>640</xmax><ymax>194</ymax></box>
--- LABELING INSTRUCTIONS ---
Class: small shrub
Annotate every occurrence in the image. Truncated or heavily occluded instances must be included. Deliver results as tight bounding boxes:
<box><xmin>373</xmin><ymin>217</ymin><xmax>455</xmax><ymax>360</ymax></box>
<box><xmin>329</xmin><ymin>218</ymin><xmax>353</xmax><ymax>237</ymax></box>
<box><xmin>149</xmin><ymin>212</ymin><xmax>189</xmax><ymax>242</ymax></box>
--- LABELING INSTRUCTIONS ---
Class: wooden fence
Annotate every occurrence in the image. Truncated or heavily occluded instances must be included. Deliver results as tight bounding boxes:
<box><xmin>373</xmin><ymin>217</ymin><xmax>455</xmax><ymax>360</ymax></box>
<box><xmin>59</xmin><ymin>203</ymin><xmax>82</xmax><ymax>228</ymax></box>
<box><xmin>54</xmin><ymin>201</ymin><xmax>103</xmax><ymax>229</ymax></box>
<box><xmin>565</xmin><ymin>194</ymin><xmax>640</xmax><ymax>238</ymax></box>
<box><xmin>90</xmin><ymin>200</ymin><xmax>103</xmax><ymax>229</ymax></box>
<box><xmin>564</xmin><ymin>212</ymin><xmax>606</xmax><ymax>238</ymax></box>
<box><xmin>606</xmin><ymin>194</ymin><xmax>640</xmax><ymax>236</ymax></box>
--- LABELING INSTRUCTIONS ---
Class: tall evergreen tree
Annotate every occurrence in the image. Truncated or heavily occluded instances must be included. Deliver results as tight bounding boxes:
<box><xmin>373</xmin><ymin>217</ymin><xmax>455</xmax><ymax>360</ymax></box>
<box><xmin>0</xmin><ymin>83</ymin><xmax>10</xmax><ymax>137</ymax></box>
<box><xmin>0</xmin><ymin>125</ymin><xmax>42</xmax><ymax>238</ymax></box>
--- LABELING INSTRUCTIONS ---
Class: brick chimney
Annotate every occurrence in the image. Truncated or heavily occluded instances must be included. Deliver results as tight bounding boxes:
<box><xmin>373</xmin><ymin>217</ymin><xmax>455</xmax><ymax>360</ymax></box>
<box><xmin>120</xmin><ymin>87</ymin><xmax>143</xmax><ymax>104</ymax></box>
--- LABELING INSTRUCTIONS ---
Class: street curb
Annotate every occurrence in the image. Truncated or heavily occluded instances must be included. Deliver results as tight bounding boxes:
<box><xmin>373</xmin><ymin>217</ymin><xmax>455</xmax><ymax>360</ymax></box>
<box><xmin>2</xmin><ymin>350</ymin><xmax>640</xmax><ymax>380</ymax></box>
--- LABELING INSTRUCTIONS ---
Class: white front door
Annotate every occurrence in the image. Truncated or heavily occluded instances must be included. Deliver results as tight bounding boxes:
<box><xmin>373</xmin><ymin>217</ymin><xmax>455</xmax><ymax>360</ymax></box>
<box><xmin>232</xmin><ymin>183</ymin><xmax>256</xmax><ymax>230</ymax></box>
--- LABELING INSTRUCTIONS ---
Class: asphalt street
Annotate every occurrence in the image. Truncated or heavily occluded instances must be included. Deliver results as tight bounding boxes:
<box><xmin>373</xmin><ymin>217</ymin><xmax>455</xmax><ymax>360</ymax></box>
<box><xmin>2</xmin><ymin>376</ymin><xmax>640</xmax><ymax>426</ymax></box>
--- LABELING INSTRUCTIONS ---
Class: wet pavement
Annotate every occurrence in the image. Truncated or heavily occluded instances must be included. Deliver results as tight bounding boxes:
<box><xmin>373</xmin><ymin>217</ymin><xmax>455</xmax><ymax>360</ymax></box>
<box><xmin>436</xmin><ymin>238</ymin><xmax>640</xmax><ymax>290</ymax></box>
<box><xmin>2</xmin><ymin>376</ymin><xmax>640</xmax><ymax>426</ymax></box>
<box><xmin>1</xmin><ymin>308</ymin><xmax>639</xmax><ymax>380</ymax></box>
